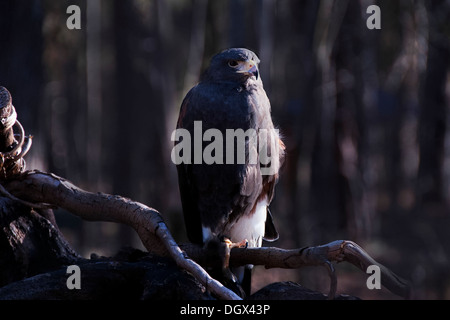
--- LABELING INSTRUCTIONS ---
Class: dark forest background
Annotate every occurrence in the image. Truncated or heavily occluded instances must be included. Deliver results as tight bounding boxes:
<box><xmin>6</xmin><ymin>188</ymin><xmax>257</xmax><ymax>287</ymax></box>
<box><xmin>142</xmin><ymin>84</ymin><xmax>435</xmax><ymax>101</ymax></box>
<box><xmin>0</xmin><ymin>0</ymin><xmax>449</xmax><ymax>299</ymax></box>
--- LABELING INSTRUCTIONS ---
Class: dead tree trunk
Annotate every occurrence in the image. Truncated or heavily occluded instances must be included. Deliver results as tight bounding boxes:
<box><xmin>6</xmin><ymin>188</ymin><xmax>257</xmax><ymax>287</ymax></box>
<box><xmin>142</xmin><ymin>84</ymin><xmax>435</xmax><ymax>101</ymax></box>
<box><xmin>0</xmin><ymin>197</ymin><xmax>80</xmax><ymax>288</ymax></box>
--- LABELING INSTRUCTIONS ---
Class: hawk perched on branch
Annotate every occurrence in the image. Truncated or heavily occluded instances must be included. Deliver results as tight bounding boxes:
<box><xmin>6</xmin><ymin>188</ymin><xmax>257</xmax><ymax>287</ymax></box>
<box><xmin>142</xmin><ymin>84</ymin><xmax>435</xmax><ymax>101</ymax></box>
<box><xmin>175</xmin><ymin>48</ymin><xmax>284</xmax><ymax>296</ymax></box>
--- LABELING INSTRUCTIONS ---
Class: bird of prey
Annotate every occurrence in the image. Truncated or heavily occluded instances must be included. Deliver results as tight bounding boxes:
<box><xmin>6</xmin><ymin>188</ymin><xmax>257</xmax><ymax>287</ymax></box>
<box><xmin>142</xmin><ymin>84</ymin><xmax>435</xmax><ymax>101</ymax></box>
<box><xmin>175</xmin><ymin>48</ymin><xmax>284</xmax><ymax>296</ymax></box>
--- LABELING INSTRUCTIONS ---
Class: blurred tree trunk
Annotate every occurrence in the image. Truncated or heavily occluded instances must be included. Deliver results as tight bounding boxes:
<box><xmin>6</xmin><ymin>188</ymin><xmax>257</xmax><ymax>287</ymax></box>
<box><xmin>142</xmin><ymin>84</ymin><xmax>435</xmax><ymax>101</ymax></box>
<box><xmin>309</xmin><ymin>1</ymin><xmax>346</xmax><ymax>243</ymax></box>
<box><xmin>111</xmin><ymin>0</ymin><xmax>180</xmax><ymax>245</ymax></box>
<box><xmin>276</xmin><ymin>1</ymin><xmax>320</xmax><ymax>248</ymax></box>
<box><xmin>86</xmin><ymin>0</ymin><xmax>103</xmax><ymax>189</ymax></box>
<box><xmin>332</xmin><ymin>1</ymin><xmax>375</xmax><ymax>241</ymax></box>
<box><xmin>417</xmin><ymin>0</ymin><xmax>450</xmax><ymax>209</ymax></box>
<box><xmin>183</xmin><ymin>0</ymin><xmax>208</xmax><ymax>94</ymax></box>
<box><xmin>112</xmin><ymin>1</ymin><xmax>143</xmax><ymax>246</ymax></box>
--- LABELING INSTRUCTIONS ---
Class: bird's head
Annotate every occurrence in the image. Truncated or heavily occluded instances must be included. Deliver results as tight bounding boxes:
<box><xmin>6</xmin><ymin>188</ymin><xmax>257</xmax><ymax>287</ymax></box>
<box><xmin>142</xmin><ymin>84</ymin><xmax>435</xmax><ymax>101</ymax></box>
<box><xmin>203</xmin><ymin>48</ymin><xmax>261</xmax><ymax>83</ymax></box>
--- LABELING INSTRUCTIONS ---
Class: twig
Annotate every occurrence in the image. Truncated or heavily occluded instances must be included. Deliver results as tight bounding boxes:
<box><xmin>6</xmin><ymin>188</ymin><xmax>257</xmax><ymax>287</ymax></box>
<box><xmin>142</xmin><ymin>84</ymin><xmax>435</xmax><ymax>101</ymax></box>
<box><xmin>181</xmin><ymin>240</ymin><xmax>411</xmax><ymax>299</ymax></box>
<box><xmin>234</xmin><ymin>240</ymin><xmax>410</xmax><ymax>299</ymax></box>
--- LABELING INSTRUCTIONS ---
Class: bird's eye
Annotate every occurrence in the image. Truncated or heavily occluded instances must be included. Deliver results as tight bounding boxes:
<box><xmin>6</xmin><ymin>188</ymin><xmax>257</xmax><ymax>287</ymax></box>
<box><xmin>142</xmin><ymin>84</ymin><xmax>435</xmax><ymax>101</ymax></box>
<box><xmin>228</xmin><ymin>60</ymin><xmax>239</xmax><ymax>68</ymax></box>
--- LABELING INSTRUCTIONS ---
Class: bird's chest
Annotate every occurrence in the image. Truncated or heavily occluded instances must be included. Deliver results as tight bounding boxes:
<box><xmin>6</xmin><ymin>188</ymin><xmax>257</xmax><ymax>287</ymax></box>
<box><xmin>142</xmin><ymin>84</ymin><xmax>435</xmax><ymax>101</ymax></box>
<box><xmin>200</xmin><ymin>86</ymin><xmax>265</xmax><ymax>131</ymax></box>
<box><xmin>225</xmin><ymin>197</ymin><xmax>268</xmax><ymax>247</ymax></box>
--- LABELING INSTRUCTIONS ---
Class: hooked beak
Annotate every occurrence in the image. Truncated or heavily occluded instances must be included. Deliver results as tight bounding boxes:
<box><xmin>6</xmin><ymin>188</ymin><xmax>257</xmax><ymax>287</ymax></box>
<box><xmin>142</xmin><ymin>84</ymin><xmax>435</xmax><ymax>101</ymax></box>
<box><xmin>236</xmin><ymin>59</ymin><xmax>259</xmax><ymax>79</ymax></box>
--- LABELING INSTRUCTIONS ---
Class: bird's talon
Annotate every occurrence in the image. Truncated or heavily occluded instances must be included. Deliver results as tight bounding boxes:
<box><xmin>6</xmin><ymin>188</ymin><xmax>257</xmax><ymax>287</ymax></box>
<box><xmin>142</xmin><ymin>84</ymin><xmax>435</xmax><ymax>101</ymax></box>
<box><xmin>223</xmin><ymin>238</ymin><xmax>233</xmax><ymax>246</ymax></box>
<box><xmin>234</xmin><ymin>239</ymin><xmax>248</xmax><ymax>249</ymax></box>
<box><xmin>222</xmin><ymin>238</ymin><xmax>248</xmax><ymax>249</ymax></box>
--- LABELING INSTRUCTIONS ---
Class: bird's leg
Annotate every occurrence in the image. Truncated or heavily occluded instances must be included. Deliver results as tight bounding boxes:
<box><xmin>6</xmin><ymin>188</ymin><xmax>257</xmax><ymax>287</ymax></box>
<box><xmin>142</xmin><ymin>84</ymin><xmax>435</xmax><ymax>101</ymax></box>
<box><xmin>212</xmin><ymin>237</ymin><xmax>247</xmax><ymax>298</ymax></box>
<box><xmin>202</xmin><ymin>236</ymin><xmax>249</xmax><ymax>297</ymax></box>
<box><xmin>222</xmin><ymin>238</ymin><xmax>248</xmax><ymax>269</ymax></box>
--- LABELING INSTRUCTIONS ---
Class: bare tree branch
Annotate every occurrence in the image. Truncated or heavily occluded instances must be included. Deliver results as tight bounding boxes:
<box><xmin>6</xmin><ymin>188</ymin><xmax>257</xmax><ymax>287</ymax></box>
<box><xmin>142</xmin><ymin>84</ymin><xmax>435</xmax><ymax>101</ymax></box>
<box><xmin>4</xmin><ymin>170</ymin><xmax>241</xmax><ymax>300</ymax></box>
<box><xmin>180</xmin><ymin>240</ymin><xmax>411</xmax><ymax>299</ymax></box>
<box><xmin>4</xmin><ymin>170</ymin><xmax>410</xmax><ymax>300</ymax></box>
